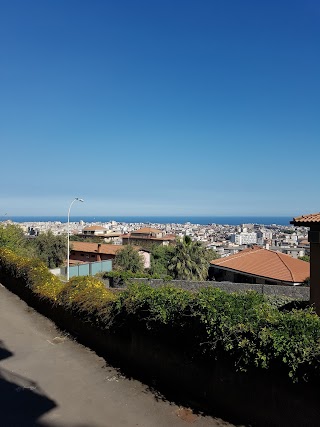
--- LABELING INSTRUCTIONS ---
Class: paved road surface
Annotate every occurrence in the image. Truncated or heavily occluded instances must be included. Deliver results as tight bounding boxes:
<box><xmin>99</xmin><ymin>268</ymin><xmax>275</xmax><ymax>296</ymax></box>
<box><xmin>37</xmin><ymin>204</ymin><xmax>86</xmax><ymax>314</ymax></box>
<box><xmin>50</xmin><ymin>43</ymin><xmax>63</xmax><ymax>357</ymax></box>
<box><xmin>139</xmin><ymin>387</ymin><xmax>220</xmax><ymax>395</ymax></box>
<box><xmin>0</xmin><ymin>284</ymin><xmax>238</xmax><ymax>427</ymax></box>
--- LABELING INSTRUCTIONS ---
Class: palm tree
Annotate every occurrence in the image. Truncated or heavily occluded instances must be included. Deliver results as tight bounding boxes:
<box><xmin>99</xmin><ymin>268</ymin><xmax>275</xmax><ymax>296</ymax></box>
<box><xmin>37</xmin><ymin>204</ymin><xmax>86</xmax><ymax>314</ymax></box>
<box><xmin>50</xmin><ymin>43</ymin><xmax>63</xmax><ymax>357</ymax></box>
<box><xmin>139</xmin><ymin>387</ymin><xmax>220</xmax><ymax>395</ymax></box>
<box><xmin>168</xmin><ymin>236</ymin><xmax>209</xmax><ymax>281</ymax></box>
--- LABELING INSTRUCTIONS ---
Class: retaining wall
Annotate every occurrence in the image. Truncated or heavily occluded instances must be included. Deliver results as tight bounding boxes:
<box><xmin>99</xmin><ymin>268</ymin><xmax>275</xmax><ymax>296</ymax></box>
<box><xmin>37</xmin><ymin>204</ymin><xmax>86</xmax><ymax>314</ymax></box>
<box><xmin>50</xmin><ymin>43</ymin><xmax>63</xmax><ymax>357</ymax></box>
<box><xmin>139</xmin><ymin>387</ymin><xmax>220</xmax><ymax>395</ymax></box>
<box><xmin>127</xmin><ymin>278</ymin><xmax>310</xmax><ymax>300</ymax></box>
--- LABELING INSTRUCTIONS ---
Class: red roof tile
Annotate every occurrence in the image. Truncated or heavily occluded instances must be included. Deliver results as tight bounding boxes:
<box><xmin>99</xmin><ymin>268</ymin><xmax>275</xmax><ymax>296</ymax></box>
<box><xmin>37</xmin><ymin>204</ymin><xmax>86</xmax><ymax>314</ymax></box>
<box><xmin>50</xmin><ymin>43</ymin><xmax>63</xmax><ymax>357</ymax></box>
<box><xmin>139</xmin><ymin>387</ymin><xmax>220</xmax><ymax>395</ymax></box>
<box><xmin>291</xmin><ymin>213</ymin><xmax>320</xmax><ymax>225</ymax></box>
<box><xmin>122</xmin><ymin>234</ymin><xmax>175</xmax><ymax>241</ymax></box>
<box><xmin>132</xmin><ymin>227</ymin><xmax>162</xmax><ymax>234</ymax></box>
<box><xmin>70</xmin><ymin>242</ymin><xmax>147</xmax><ymax>255</ymax></box>
<box><xmin>70</xmin><ymin>242</ymin><xmax>124</xmax><ymax>255</ymax></box>
<box><xmin>83</xmin><ymin>225</ymin><xmax>108</xmax><ymax>231</ymax></box>
<box><xmin>210</xmin><ymin>247</ymin><xmax>309</xmax><ymax>283</ymax></box>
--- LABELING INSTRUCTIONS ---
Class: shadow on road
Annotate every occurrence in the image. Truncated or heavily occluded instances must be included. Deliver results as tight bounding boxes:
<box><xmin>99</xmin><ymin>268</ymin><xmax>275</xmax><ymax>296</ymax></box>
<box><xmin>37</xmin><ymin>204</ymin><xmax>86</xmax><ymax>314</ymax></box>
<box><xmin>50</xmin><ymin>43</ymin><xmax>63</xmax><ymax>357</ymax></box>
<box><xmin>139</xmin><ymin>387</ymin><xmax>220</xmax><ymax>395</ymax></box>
<box><xmin>0</xmin><ymin>339</ymin><xmax>56</xmax><ymax>426</ymax></box>
<box><xmin>0</xmin><ymin>339</ymin><xmax>13</xmax><ymax>361</ymax></box>
<box><xmin>0</xmin><ymin>339</ymin><xmax>94</xmax><ymax>427</ymax></box>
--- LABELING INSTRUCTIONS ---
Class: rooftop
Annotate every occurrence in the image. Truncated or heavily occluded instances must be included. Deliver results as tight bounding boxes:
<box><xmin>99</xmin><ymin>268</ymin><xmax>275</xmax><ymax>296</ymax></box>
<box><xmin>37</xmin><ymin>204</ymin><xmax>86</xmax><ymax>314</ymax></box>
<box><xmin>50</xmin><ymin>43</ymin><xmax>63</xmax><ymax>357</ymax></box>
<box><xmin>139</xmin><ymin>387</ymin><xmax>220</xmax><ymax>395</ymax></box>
<box><xmin>131</xmin><ymin>227</ymin><xmax>163</xmax><ymax>234</ymax></box>
<box><xmin>210</xmin><ymin>246</ymin><xmax>309</xmax><ymax>283</ymax></box>
<box><xmin>71</xmin><ymin>242</ymin><xmax>124</xmax><ymax>256</ymax></box>
<box><xmin>70</xmin><ymin>241</ymin><xmax>147</xmax><ymax>255</ymax></box>
<box><xmin>291</xmin><ymin>213</ymin><xmax>320</xmax><ymax>226</ymax></box>
<box><xmin>122</xmin><ymin>234</ymin><xmax>175</xmax><ymax>241</ymax></box>
<box><xmin>83</xmin><ymin>225</ymin><xmax>108</xmax><ymax>231</ymax></box>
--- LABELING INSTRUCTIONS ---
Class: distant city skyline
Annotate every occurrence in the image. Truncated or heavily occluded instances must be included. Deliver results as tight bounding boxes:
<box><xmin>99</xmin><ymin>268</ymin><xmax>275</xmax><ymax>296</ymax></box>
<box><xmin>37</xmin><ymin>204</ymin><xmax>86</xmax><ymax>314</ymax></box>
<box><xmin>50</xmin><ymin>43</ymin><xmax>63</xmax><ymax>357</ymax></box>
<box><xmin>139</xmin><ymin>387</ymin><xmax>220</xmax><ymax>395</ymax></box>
<box><xmin>1</xmin><ymin>1</ymin><xmax>319</xmax><ymax>216</ymax></box>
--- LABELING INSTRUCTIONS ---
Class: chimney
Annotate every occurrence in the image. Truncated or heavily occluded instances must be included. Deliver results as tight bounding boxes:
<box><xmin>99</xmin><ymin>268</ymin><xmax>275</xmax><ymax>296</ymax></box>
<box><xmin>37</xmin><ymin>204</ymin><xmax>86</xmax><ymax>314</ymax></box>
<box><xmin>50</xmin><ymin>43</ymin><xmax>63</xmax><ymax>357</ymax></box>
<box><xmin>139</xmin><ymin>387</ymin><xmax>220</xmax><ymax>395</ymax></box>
<box><xmin>97</xmin><ymin>243</ymin><xmax>101</xmax><ymax>261</ymax></box>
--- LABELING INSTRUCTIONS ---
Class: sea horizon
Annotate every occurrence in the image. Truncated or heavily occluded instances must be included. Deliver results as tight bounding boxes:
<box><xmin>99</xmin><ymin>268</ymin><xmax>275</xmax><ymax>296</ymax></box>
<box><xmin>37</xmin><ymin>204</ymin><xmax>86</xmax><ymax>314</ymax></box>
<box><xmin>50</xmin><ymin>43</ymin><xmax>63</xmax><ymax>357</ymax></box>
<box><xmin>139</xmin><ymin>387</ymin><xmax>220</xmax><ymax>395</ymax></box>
<box><xmin>2</xmin><ymin>215</ymin><xmax>294</xmax><ymax>226</ymax></box>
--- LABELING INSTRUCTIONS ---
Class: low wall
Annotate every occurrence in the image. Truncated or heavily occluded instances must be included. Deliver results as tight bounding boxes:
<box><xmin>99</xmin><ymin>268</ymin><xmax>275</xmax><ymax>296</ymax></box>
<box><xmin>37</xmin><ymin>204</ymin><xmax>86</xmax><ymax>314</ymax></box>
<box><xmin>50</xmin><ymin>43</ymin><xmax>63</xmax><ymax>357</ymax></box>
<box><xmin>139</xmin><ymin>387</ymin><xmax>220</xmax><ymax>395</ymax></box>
<box><xmin>127</xmin><ymin>278</ymin><xmax>310</xmax><ymax>300</ymax></box>
<box><xmin>0</xmin><ymin>274</ymin><xmax>318</xmax><ymax>427</ymax></box>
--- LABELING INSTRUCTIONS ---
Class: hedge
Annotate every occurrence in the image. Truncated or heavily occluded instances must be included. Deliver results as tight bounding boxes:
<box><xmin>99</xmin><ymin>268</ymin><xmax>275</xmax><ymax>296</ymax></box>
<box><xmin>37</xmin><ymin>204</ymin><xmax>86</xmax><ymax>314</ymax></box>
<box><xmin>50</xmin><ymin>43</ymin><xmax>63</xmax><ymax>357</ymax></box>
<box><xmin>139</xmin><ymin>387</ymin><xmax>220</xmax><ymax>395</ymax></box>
<box><xmin>102</xmin><ymin>270</ymin><xmax>172</xmax><ymax>287</ymax></box>
<box><xmin>1</xmin><ymin>248</ymin><xmax>320</xmax><ymax>383</ymax></box>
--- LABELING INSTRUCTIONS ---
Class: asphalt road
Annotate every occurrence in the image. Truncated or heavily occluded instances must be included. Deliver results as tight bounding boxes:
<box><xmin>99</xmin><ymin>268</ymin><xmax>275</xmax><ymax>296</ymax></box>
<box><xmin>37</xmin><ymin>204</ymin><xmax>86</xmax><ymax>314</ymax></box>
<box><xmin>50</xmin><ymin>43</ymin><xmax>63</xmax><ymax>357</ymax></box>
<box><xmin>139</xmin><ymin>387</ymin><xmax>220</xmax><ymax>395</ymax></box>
<box><xmin>0</xmin><ymin>284</ymin><xmax>238</xmax><ymax>427</ymax></box>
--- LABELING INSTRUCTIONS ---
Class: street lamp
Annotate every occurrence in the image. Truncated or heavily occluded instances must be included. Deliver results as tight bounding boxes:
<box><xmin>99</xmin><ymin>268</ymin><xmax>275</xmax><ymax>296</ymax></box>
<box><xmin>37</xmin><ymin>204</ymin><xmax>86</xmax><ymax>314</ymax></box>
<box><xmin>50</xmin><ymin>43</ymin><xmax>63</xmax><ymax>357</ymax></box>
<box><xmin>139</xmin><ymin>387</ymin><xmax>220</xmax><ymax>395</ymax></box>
<box><xmin>67</xmin><ymin>197</ymin><xmax>84</xmax><ymax>280</ymax></box>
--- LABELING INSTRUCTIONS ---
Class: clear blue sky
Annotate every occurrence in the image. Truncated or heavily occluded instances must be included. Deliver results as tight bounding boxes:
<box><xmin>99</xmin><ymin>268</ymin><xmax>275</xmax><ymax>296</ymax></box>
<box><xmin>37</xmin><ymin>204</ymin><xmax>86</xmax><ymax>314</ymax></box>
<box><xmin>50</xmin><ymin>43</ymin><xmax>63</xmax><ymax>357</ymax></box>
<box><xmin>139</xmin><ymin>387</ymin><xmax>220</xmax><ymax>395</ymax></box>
<box><xmin>1</xmin><ymin>0</ymin><xmax>319</xmax><ymax>216</ymax></box>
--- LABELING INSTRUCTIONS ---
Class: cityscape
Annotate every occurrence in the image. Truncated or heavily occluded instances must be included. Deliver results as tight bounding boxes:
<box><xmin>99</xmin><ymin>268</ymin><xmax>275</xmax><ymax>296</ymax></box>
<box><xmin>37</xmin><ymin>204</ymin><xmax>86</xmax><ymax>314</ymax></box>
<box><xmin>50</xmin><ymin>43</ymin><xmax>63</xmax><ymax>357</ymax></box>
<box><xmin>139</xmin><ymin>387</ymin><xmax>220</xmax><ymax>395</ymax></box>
<box><xmin>1</xmin><ymin>0</ymin><xmax>319</xmax><ymax>426</ymax></box>
<box><xmin>15</xmin><ymin>217</ymin><xmax>309</xmax><ymax>259</ymax></box>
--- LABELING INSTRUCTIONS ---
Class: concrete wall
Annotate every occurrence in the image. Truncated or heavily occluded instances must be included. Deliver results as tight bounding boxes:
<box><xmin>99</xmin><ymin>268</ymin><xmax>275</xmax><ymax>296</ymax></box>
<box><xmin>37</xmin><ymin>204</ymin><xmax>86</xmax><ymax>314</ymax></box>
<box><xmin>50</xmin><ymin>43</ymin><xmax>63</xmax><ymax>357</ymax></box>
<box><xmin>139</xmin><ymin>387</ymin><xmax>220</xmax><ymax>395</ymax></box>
<box><xmin>127</xmin><ymin>278</ymin><xmax>310</xmax><ymax>300</ymax></box>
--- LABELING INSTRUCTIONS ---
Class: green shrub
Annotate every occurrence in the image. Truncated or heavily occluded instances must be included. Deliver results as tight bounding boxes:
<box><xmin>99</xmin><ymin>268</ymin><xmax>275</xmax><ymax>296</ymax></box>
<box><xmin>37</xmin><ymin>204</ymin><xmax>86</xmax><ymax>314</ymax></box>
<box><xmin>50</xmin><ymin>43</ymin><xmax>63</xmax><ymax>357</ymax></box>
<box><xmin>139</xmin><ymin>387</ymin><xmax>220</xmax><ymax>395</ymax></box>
<box><xmin>58</xmin><ymin>276</ymin><xmax>116</xmax><ymax>313</ymax></box>
<box><xmin>1</xmin><ymin>248</ymin><xmax>320</xmax><ymax>383</ymax></box>
<box><xmin>103</xmin><ymin>270</ymin><xmax>172</xmax><ymax>288</ymax></box>
<box><xmin>0</xmin><ymin>248</ymin><xmax>64</xmax><ymax>300</ymax></box>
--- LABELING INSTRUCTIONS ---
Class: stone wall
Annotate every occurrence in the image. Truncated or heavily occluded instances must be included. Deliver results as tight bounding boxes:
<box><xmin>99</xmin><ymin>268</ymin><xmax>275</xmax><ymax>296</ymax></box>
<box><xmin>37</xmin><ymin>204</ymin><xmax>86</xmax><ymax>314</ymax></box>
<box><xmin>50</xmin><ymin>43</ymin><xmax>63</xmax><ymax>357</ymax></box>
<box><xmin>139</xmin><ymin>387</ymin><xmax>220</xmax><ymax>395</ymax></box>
<box><xmin>128</xmin><ymin>278</ymin><xmax>310</xmax><ymax>300</ymax></box>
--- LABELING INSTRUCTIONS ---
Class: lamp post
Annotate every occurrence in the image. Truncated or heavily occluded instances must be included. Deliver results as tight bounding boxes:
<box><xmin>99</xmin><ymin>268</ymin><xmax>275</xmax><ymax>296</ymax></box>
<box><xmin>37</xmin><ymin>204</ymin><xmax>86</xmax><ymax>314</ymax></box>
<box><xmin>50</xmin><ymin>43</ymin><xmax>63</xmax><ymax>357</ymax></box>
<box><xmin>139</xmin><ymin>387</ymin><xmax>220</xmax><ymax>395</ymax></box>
<box><xmin>67</xmin><ymin>197</ymin><xmax>84</xmax><ymax>280</ymax></box>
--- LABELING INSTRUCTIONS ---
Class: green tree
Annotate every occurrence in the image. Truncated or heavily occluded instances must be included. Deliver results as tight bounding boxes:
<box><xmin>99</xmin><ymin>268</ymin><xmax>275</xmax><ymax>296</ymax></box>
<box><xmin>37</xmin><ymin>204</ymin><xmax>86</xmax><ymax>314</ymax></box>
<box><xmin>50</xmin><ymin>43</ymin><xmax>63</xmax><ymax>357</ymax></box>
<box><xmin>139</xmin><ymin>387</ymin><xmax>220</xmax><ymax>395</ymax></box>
<box><xmin>70</xmin><ymin>235</ymin><xmax>106</xmax><ymax>244</ymax></box>
<box><xmin>31</xmin><ymin>230</ymin><xmax>67</xmax><ymax>268</ymax></box>
<box><xmin>0</xmin><ymin>223</ymin><xmax>30</xmax><ymax>256</ymax></box>
<box><xmin>168</xmin><ymin>236</ymin><xmax>209</xmax><ymax>281</ymax></box>
<box><xmin>204</xmin><ymin>248</ymin><xmax>220</xmax><ymax>262</ymax></box>
<box><xmin>113</xmin><ymin>245</ymin><xmax>144</xmax><ymax>273</ymax></box>
<box><xmin>149</xmin><ymin>244</ymin><xmax>175</xmax><ymax>277</ymax></box>
<box><xmin>298</xmin><ymin>255</ymin><xmax>310</xmax><ymax>263</ymax></box>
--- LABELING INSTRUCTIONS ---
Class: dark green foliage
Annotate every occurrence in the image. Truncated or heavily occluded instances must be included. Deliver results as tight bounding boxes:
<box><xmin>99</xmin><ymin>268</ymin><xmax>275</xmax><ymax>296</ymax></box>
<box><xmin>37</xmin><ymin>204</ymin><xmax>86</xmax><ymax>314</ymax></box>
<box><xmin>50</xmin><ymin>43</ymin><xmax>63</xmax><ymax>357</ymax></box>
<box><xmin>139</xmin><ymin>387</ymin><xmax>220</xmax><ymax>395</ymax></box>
<box><xmin>268</xmin><ymin>309</ymin><xmax>320</xmax><ymax>380</ymax></box>
<box><xmin>150</xmin><ymin>243</ymin><xmax>218</xmax><ymax>278</ymax></box>
<box><xmin>70</xmin><ymin>235</ymin><xmax>106</xmax><ymax>243</ymax></box>
<box><xmin>119</xmin><ymin>283</ymin><xmax>192</xmax><ymax>328</ymax></box>
<box><xmin>168</xmin><ymin>236</ymin><xmax>209</xmax><ymax>280</ymax></box>
<box><xmin>103</xmin><ymin>270</ymin><xmax>172</xmax><ymax>287</ymax></box>
<box><xmin>115</xmin><ymin>285</ymin><xmax>320</xmax><ymax>381</ymax></box>
<box><xmin>298</xmin><ymin>255</ymin><xmax>310</xmax><ymax>263</ymax></box>
<box><xmin>30</xmin><ymin>230</ymin><xmax>67</xmax><ymax>268</ymax></box>
<box><xmin>149</xmin><ymin>244</ymin><xmax>175</xmax><ymax>276</ymax></box>
<box><xmin>113</xmin><ymin>245</ymin><xmax>144</xmax><ymax>273</ymax></box>
<box><xmin>204</xmin><ymin>248</ymin><xmax>220</xmax><ymax>262</ymax></box>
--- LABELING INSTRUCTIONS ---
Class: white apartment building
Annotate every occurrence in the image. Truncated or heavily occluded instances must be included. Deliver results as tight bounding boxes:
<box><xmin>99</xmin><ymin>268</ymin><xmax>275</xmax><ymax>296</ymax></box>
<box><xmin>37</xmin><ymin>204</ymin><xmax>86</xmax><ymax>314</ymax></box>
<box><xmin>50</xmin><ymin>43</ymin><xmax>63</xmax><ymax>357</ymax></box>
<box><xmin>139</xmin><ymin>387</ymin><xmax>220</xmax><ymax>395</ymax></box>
<box><xmin>230</xmin><ymin>232</ymin><xmax>257</xmax><ymax>245</ymax></box>
<box><xmin>256</xmin><ymin>229</ymin><xmax>273</xmax><ymax>245</ymax></box>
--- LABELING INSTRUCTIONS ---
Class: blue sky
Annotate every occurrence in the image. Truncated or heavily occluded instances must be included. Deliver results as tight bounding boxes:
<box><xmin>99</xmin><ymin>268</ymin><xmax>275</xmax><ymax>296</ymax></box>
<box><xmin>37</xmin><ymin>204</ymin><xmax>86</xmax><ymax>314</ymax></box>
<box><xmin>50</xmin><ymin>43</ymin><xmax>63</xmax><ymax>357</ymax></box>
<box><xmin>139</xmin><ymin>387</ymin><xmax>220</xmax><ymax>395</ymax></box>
<box><xmin>1</xmin><ymin>0</ymin><xmax>319</xmax><ymax>216</ymax></box>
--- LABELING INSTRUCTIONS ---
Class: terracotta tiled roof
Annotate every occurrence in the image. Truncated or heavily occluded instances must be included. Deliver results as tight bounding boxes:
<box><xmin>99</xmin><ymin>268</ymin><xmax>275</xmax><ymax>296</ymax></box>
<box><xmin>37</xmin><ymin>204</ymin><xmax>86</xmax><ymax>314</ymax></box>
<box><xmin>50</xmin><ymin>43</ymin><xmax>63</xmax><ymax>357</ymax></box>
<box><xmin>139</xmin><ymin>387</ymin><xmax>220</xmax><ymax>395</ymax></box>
<box><xmin>104</xmin><ymin>232</ymin><xmax>122</xmax><ymax>237</ymax></box>
<box><xmin>70</xmin><ymin>242</ymin><xmax>124</xmax><ymax>255</ymax></box>
<box><xmin>298</xmin><ymin>239</ymin><xmax>309</xmax><ymax>246</ymax></box>
<box><xmin>122</xmin><ymin>234</ymin><xmax>175</xmax><ymax>241</ymax></box>
<box><xmin>210</xmin><ymin>246</ymin><xmax>309</xmax><ymax>283</ymax></box>
<box><xmin>83</xmin><ymin>225</ymin><xmax>108</xmax><ymax>231</ymax></box>
<box><xmin>132</xmin><ymin>227</ymin><xmax>162</xmax><ymax>234</ymax></box>
<box><xmin>70</xmin><ymin>242</ymin><xmax>147</xmax><ymax>255</ymax></box>
<box><xmin>164</xmin><ymin>234</ymin><xmax>176</xmax><ymax>239</ymax></box>
<box><xmin>291</xmin><ymin>213</ymin><xmax>320</xmax><ymax>225</ymax></box>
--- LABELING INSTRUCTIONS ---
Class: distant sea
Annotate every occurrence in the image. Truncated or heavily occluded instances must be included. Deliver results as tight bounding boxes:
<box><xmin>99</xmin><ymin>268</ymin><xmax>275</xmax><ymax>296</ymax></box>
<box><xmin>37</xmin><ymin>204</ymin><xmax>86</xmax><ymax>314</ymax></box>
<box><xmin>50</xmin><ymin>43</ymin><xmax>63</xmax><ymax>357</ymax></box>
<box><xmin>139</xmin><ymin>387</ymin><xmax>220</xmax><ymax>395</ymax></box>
<box><xmin>4</xmin><ymin>216</ymin><xmax>293</xmax><ymax>226</ymax></box>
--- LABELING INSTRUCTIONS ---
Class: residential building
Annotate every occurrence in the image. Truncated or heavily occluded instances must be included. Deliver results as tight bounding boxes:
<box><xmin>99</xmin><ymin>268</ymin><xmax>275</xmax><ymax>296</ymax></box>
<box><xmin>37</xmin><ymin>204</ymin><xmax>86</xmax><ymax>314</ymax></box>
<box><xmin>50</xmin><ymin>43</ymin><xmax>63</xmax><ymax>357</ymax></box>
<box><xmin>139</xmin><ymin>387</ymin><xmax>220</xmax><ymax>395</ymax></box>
<box><xmin>69</xmin><ymin>242</ymin><xmax>150</xmax><ymax>268</ymax></box>
<box><xmin>80</xmin><ymin>226</ymin><xmax>122</xmax><ymax>244</ymax></box>
<box><xmin>122</xmin><ymin>227</ymin><xmax>176</xmax><ymax>251</ymax></box>
<box><xmin>230</xmin><ymin>232</ymin><xmax>257</xmax><ymax>245</ymax></box>
<box><xmin>209</xmin><ymin>246</ymin><xmax>309</xmax><ymax>286</ymax></box>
